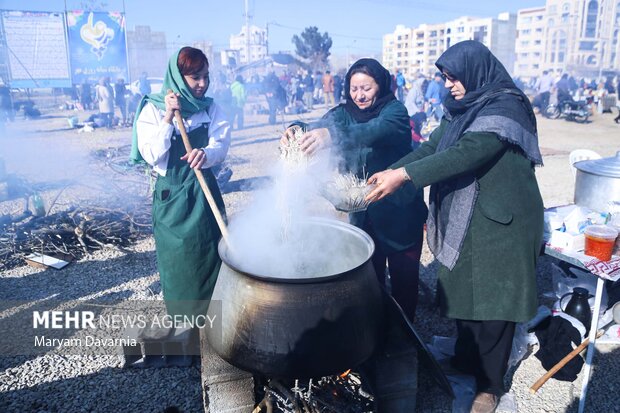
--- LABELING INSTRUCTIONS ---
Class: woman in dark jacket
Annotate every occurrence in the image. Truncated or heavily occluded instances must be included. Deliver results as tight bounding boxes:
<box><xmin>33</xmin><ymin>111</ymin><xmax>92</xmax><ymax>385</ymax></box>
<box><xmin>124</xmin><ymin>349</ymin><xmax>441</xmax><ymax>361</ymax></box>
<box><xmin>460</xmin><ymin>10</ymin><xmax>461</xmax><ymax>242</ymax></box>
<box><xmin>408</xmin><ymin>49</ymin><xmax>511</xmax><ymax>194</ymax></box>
<box><xmin>366</xmin><ymin>41</ymin><xmax>544</xmax><ymax>412</ymax></box>
<box><xmin>281</xmin><ymin>58</ymin><xmax>428</xmax><ymax>323</ymax></box>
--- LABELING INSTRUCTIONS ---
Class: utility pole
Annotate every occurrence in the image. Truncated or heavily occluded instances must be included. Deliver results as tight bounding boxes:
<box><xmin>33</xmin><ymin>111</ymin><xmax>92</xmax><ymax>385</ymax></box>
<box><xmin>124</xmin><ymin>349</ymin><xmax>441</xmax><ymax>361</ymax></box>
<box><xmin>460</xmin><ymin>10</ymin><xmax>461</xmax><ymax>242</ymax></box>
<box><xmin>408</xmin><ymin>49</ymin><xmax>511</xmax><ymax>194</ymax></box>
<box><xmin>244</xmin><ymin>0</ymin><xmax>251</xmax><ymax>64</ymax></box>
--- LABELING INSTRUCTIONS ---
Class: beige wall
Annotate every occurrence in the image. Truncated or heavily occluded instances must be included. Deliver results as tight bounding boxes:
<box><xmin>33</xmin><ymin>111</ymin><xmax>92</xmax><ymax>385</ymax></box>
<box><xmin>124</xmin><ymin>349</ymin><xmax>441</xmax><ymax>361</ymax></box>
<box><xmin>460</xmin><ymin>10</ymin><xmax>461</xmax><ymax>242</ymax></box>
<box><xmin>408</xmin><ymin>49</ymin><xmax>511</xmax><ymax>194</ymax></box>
<box><xmin>515</xmin><ymin>7</ymin><xmax>547</xmax><ymax>80</ymax></box>
<box><xmin>383</xmin><ymin>1</ymin><xmax>620</xmax><ymax>85</ymax></box>
<box><xmin>127</xmin><ymin>26</ymin><xmax>168</xmax><ymax>82</ymax></box>
<box><xmin>516</xmin><ymin>0</ymin><xmax>620</xmax><ymax>81</ymax></box>
<box><xmin>382</xmin><ymin>23</ymin><xmax>447</xmax><ymax>79</ymax></box>
<box><xmin>383</xmin><ymin>14</ymin><xmax>517</xmax><ymax>83</ymax></box>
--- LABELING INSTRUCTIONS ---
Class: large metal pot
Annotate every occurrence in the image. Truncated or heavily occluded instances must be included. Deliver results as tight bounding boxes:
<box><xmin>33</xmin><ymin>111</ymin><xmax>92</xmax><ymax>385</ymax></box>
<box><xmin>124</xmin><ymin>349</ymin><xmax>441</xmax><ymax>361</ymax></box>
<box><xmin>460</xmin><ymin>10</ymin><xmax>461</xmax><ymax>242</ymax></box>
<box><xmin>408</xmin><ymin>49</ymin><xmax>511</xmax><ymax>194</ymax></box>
<box><xmin>574</xmin><ymin>151</ymin><xmax>620</xmax><ymax>213</ymax></box>
<box><xmin>205</xmin><ymin>218</ymin><xmax>384</xmax><ymax>379</ymax></box>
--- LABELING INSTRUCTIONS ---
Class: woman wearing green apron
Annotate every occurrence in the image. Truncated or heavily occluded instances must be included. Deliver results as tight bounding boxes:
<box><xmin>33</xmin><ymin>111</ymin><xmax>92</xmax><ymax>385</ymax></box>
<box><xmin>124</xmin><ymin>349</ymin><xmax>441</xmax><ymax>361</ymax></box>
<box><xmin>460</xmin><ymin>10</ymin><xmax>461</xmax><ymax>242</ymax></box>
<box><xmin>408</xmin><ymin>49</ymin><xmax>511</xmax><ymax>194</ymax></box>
<box><xmin>131</xmin><ymin>47</ymin><xmax>230</xmax><ymax>317</ymax></box>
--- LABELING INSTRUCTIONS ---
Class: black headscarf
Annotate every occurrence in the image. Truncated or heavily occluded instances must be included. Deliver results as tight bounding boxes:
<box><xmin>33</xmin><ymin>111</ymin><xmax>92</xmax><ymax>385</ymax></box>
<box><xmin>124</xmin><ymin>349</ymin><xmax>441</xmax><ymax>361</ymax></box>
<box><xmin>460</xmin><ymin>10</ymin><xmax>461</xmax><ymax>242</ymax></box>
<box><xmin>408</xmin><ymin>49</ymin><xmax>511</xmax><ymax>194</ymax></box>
<box><xmin>435</xmin><ymin>41</ymin><xmax>542</xmax><ymax>164</ymax></box>
<box><xmin>342</xmin><ymin>58</ymin><xmax>396</xmax><ymax>123</ymax></box>
<box><xmin>426</xmin><ymin>41</ymin><xmax>543</xmax><ymax>270</ymax></box>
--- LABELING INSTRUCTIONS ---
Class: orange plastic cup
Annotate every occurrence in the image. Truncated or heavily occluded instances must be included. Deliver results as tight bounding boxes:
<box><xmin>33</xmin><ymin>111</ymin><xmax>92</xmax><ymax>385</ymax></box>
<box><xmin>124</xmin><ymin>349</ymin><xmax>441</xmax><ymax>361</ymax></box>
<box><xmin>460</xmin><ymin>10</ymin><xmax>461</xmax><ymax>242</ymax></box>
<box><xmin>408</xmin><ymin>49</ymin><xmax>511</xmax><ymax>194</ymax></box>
<box><xmin>584</xmin><ymin>225</ymin><xmax>619</xmax><ymax>261</ymax></box>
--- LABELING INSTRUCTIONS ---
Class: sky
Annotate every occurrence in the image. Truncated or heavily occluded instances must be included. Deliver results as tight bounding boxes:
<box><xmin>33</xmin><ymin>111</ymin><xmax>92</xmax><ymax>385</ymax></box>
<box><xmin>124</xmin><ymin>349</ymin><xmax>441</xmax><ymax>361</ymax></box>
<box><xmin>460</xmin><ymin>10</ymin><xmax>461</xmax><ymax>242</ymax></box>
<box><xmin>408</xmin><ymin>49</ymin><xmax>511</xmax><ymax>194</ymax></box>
<box><xmin>2</xmin><ymin>0</ymin><xmax>546</xmax><ymax>56</ymax></box>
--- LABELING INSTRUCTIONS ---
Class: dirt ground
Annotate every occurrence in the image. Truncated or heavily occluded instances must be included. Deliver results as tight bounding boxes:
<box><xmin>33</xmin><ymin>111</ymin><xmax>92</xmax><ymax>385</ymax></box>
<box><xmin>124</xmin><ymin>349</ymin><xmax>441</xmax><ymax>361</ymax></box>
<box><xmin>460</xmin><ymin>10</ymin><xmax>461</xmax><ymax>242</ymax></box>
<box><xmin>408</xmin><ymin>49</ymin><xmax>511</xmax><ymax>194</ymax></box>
<box><xmin>3</xmin><ymin>97</ymin><xmax>618</xmax><ymax>211</ymax></box>
<box><xmin>1</xmin><ymin>97</ymin><xmax>620</xmax><ymax>412</ymax></box>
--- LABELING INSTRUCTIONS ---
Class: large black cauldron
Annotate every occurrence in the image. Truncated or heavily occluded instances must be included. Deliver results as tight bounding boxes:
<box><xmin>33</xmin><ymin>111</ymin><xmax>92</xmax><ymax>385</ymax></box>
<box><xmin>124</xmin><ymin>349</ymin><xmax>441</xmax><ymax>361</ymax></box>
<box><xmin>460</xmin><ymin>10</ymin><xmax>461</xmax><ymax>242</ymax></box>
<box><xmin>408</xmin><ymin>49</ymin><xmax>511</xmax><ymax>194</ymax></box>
<box><xmin>205</xmin><ymin>218</ymin><xmax>383</xmax><ymax>379</ymax></box>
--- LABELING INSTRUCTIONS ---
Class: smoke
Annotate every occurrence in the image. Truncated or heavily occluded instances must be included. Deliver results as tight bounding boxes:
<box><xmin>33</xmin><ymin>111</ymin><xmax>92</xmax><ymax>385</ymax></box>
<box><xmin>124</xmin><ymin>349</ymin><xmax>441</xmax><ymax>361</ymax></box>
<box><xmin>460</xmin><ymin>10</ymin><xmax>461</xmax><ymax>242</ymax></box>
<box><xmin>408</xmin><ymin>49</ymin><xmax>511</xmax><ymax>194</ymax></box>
<box><xmin>225</xmin><ymin>148</ymin><xmax>372</xmax><ymax>279</ymax></box>
<box><xmin>2</xmin><ymin>129</ymin><xmax>91</xmax><ymax>183</ymax></box>
<box><xmin>0</xmin><ymin>121</ymin><xmax>149</xmax><ymax>214</ymax></box>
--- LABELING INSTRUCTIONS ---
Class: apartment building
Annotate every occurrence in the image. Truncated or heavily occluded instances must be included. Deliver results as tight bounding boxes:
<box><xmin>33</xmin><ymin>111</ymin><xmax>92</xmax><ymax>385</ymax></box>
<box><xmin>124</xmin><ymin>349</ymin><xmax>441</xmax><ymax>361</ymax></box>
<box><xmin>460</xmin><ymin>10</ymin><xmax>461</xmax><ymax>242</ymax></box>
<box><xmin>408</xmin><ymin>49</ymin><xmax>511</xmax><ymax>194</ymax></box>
<box><xmin>515</xmin><ymin>0</ymin><xmax>620</xmax><ymax>80</ymax></box>
<box><xmin>416</xmin><ymin>24</ymin><xmax>447</xmax><ymax>76</ymax></box>
<box><xmin>230</xmin><ymin>25</ymin><xmax>268</xmax><ymax>64</ymax></box>
<box><xmin>383</xmin><ymin>23</ymin><xmax>447</xmax><ymax>77</ymax></box>
<box><xmin>546</xmin><ymin>0</ymin><xmax>620</xmax><ymax>78</ymax></box>
<box><xmin>383</xmin><ymin>13</ymin><xmax>517</xmax><ymax>79</ymax></box>
<box><xmin>445</xmin><ymin>17</ymin><xmax>475</xmax><ymax>47</ymax></box>
<box><xmin>382</xmin><ymin>25</ymin><xmax>413</xmax><ymax>76</ymax></box>
<box><xmin>514</xmin><ymin>7</ymin><xmax>547</xmax><ymax>79</ymax></box>
<box><xmin>446</xmin><ymin>13</ymin><xmax>517</xmax><ymax>71</ymax></box>
<box><xmin>126</xmin><ymin>25</ymin><xmax>168</xmax><ymax>82</ymax></box>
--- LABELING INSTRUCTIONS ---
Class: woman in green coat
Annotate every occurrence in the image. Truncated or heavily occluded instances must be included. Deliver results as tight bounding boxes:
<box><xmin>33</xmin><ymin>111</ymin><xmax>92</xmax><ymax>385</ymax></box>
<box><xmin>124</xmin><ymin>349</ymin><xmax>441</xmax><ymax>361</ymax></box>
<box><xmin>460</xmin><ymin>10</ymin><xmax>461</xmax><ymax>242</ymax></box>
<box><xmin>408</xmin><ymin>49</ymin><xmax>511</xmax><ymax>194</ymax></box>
<box><xmin>281</xmin><ymin>58</ymin><xmax>428</xmax><ymax>323</ymax></box>
<box><xmin>366</xmin><ymin>42</ymin><xmax>544</xmax><ymax>412</ymax></box>
<box><xmin>131</xmin><ymin>47</ymin><xmax>230</xmax><ymax>317</ymax></box>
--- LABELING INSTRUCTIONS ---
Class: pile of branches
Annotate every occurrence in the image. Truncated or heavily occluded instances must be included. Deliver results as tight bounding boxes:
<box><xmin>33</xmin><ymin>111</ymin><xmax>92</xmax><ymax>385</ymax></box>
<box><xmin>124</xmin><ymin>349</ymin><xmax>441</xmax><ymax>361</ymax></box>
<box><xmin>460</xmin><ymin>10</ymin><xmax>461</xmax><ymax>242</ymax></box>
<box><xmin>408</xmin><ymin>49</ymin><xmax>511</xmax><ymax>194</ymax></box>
<box><xmin>0</xmin><ymin>202</ymin><xmax>151</xmax><ymax>272</ymax></box>
<box><xmin>0</xmin><ymin>144</ymin><xmax>157</xmax><ymax>272</ymax></box>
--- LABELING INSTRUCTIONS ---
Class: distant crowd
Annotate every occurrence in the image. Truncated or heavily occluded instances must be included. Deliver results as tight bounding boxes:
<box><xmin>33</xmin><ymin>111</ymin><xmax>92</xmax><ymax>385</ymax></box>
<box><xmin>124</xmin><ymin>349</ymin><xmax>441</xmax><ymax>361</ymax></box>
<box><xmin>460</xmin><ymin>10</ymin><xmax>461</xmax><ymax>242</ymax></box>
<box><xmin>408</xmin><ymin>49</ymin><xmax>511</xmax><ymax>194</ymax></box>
<box><xmin>529</xmin><ymin>70</ymin><xmax>619</xmax><ymax>118</ymax></box>
<box><xmin>209</xmin><ymin>68</ymin><xmax>346</xmax><ymax>128</ymax></box>
<box><xmin>63</xmin><ymin>73</ymin><xmax>151</xmax><ymax>129</ymax></box>
<box><xmin>1</xmin><ymin>65</ymin><xmax>619</xmax><ymax>134</ymax></box>
<box><xmin>208</xmin><ymin>67</ymin><xmax>456</xmax><ymax>145</ymax></box>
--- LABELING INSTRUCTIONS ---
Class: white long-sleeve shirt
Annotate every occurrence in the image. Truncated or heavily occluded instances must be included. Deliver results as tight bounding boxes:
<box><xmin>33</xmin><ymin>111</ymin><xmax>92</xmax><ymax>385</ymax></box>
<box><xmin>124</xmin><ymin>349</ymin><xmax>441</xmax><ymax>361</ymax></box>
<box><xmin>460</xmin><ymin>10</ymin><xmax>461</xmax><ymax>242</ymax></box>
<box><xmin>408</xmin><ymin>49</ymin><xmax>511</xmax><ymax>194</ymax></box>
<box><xmin>136</xmin><ymin>101</ymin><xmax>231</xmax><ymax>176</ymax></box>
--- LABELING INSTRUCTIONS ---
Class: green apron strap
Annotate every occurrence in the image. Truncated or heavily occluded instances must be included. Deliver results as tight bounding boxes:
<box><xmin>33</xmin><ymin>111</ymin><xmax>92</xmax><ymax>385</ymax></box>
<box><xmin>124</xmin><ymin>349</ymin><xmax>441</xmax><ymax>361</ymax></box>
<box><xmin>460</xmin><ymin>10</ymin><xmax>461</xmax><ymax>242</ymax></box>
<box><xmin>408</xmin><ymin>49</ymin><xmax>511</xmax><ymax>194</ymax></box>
<box><xmin>152</xmin><ymin>122</ymin><xmax>226</xmax><ymax>317</ymax></box>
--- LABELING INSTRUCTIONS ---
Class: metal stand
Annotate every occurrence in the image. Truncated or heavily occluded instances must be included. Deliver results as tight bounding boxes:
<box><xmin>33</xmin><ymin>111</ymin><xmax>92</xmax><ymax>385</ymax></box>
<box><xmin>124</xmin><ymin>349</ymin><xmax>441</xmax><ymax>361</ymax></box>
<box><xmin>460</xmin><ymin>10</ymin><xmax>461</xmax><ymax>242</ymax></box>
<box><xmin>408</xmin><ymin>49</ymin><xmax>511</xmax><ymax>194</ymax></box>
<box><xmin>544</xmin><ymin>246</ymin><xmax>610</xmax><ymax>413</ymax></box>
<box><xmin>578</xmin><ymin>276</ymin><xmax>605</xmax><ymax>413</ymax></box>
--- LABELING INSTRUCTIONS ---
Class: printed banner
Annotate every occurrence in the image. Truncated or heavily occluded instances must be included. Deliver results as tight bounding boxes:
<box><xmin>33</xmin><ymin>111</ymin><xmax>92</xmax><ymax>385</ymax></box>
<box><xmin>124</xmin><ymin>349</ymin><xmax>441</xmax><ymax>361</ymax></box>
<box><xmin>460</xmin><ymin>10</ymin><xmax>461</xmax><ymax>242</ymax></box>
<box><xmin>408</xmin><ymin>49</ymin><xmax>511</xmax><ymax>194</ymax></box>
<box><xmin>1</xmin><ymin>10</ymin><xmax>71</xmax><ymax>88</ymax></box>
<box><xmin>66</xmin><ymin>11</ymin><xmax>129</xmax><ymax>85</ymax></box>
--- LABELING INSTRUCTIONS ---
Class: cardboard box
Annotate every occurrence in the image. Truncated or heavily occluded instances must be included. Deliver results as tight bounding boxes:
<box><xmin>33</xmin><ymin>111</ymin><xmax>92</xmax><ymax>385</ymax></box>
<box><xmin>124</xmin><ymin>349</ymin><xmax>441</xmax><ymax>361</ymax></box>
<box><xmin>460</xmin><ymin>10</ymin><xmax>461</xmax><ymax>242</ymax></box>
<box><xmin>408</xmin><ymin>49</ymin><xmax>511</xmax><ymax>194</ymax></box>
<box><xmin>24</xmin><ymin>253</ymin><xmax>71</xmax><ymax>270</ymax></box>
<box><xmin>548</xmin><ymin>230</ymin><xmax>585</xmax><ymax>251</ymax></box>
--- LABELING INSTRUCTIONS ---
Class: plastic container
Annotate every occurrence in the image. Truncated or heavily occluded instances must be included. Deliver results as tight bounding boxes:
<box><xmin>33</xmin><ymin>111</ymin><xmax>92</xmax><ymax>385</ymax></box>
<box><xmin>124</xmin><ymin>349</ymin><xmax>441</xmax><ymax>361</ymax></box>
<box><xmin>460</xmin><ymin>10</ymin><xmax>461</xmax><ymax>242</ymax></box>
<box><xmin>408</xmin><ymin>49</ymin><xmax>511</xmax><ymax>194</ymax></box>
<box><xmin>31</xmin><ymin>193</ymin><xmax>46</xmax><ymax>217</ymax></box>
<box><xmin>584</xmin><ymin>225</ymin><xmax>618</xmax><ymax>261</ymax></box>
<box><xmin>611</xmin><ymin>224</ymin><xmax>620</xmax><ymax>256</ymax></box>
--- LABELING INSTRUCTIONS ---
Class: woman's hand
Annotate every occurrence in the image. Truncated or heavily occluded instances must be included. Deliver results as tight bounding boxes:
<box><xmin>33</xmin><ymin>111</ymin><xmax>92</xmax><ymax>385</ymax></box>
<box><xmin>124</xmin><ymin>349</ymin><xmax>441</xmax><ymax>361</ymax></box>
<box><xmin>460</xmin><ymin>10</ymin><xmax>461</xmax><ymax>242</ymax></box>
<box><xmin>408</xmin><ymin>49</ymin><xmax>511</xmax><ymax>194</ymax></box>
<box><xmin>181</xmin><ymin>148</ymin><xmax>206</xmax><ymax>169</ymax></box>
<box><xmin>163</xmin><ymin>91</ymin><xmax>181</xmax><ymax>124</ymax></box>
<box><xmin>365</xmin><ymin>168</ymin><xmax>410</xmax><ymax>202</ymax></box>
<box><xmin>299</xmin><ymin>128</ymin><xmax>332</xmax><ymax>155</ymax></box>
<box><xmin>280</xmin><ymin>125</ymin><xmax>300</xmax><ymax>146</ymax></box>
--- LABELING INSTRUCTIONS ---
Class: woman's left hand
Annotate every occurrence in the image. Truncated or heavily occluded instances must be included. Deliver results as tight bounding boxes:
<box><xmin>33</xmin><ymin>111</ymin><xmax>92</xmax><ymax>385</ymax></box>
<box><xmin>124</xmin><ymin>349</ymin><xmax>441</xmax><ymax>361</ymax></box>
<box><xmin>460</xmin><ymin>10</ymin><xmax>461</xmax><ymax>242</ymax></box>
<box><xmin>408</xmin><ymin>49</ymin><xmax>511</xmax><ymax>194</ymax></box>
<box><xmin>181</xmin><ymin>148</ymin><xmax>206</xmax><ymax>169</ymax></box>
<box><xmin>365</xmin><ymin>168</ymin><xmax>409</xmax><ymax>202</ymax></box>
<box><xmin>299</xmin><ymin>128</ymin><xmax>332</xmax><ymax>155</ymax></box>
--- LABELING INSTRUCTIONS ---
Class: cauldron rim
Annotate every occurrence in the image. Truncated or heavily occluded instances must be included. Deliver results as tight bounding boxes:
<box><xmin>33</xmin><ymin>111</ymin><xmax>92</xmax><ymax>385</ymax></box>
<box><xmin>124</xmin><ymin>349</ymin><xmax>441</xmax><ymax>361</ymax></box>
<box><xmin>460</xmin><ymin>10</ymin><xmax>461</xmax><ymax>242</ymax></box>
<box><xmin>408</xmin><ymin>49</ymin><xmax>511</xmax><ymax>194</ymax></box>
<box><xmin>218</xmin><ymin>217</ymin><xmax>375</xmax><ymax>284</ymax></box>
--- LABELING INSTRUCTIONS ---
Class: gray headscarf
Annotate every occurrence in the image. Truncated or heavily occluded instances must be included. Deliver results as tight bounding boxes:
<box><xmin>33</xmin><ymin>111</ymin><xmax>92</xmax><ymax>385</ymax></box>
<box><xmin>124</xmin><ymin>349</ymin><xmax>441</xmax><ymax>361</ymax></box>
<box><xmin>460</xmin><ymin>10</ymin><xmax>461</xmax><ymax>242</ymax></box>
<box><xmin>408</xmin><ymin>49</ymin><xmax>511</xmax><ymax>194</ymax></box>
<box><xmin>427</xmin><ymin>41</ymin><xmax>542</xmax><ymax>270</ymax></box>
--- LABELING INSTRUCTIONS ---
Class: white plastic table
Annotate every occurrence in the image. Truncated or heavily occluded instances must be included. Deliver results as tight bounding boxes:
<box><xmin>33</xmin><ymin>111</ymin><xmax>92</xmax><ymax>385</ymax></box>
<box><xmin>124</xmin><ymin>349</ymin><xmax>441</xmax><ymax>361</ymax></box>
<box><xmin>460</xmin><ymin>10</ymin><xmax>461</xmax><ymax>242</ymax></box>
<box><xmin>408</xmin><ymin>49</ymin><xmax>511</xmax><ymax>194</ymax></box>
<box><xmin>543</xmin><ymin>245</ymin><xmax>620</xmax><ymax>413</ymax></box>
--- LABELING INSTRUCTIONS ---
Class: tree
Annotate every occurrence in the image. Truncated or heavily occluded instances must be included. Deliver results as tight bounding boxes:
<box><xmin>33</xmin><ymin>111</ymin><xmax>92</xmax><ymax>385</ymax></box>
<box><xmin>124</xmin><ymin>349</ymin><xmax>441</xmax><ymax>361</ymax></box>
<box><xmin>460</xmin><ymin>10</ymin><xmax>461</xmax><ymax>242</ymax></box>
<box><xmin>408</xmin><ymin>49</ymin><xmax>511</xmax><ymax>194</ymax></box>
<box><xmin>292</xmin><ymin>27</ymin><xmax>332</xmax><ymax>70</ymax></box>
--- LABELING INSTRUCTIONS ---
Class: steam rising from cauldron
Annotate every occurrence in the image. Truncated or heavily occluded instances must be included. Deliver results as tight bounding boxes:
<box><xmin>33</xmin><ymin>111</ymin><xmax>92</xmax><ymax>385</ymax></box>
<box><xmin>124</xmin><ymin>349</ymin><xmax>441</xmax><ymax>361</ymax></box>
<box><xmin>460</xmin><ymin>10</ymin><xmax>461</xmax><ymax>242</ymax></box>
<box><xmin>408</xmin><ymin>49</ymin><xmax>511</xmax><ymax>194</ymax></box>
<box><xmin>226</xmin><ymin>149</ymin><xmax>368</xmax><ymax>279</ymax></box>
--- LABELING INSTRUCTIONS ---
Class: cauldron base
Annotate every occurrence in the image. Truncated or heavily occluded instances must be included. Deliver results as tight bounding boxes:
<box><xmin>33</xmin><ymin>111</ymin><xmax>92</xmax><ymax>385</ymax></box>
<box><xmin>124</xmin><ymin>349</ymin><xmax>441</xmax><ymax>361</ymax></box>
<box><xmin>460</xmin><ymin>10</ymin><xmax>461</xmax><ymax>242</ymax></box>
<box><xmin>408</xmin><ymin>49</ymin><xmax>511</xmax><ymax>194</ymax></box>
<box><xmin>208</xmin><ymin>218</ymin><xmax>383</xmax><ymax>379</ymax></box>
<box><xmin>201</xmin><ymin>292</ymin><xmax>453</xmax><ymax>412</ymax></box>
<box><xmin>200</xmin><ymin>329</ymin><xmax>255</xmax><ymax>412</ymax></box>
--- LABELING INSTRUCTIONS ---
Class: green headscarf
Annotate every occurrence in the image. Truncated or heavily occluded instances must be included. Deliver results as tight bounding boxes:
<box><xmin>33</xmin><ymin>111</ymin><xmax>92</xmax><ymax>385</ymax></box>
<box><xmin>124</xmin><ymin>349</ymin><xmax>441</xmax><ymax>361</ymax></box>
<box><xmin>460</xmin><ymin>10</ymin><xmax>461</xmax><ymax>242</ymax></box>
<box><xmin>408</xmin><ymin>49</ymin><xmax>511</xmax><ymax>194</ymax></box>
<box><xmin>130</xmin><ymin>48</ymin><xmax>214</xmax><ymax>164</ymax></box>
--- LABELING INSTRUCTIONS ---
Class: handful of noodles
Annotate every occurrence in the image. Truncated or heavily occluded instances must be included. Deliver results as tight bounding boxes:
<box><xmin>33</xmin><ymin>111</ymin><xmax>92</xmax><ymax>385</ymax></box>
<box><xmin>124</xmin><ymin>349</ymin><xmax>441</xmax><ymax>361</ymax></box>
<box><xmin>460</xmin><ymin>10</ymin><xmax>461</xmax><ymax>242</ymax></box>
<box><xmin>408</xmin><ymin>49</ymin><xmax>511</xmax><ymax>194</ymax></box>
<box><xmin>279</xmin><ymin>125</ymin><xmax>311</xmax><ymax>167</ymax></box>
<box><xmin>322</xmin><ymin>172</ymin><xmax>376</xmax><ymax>213</ymax></box>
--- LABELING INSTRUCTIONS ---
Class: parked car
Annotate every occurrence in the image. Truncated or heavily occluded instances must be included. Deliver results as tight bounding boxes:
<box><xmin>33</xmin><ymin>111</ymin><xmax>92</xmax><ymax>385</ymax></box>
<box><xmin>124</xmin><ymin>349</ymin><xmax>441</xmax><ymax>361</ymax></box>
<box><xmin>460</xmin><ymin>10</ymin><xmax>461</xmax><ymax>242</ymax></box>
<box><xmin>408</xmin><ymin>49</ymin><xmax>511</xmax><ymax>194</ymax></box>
<box><xmin>129</xmin><ymin>77</ymin><xmax>164</xmax><ymax>96</ymax></box>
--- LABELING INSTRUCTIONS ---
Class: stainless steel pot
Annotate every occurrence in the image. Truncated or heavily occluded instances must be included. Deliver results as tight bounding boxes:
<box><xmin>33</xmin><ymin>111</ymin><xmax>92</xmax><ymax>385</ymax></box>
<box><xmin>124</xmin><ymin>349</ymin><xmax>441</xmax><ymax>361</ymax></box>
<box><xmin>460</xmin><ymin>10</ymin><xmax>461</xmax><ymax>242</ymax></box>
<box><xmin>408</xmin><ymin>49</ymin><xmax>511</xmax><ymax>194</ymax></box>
<box><xmin>574</xmin><ymin>151</ymin><xmax>620</xmax><ymax>213</ymax></box>
<box><xmin>204</xmin><ymin>218</ymin><xmax>384</xmax><ymax>379</ymax></box>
